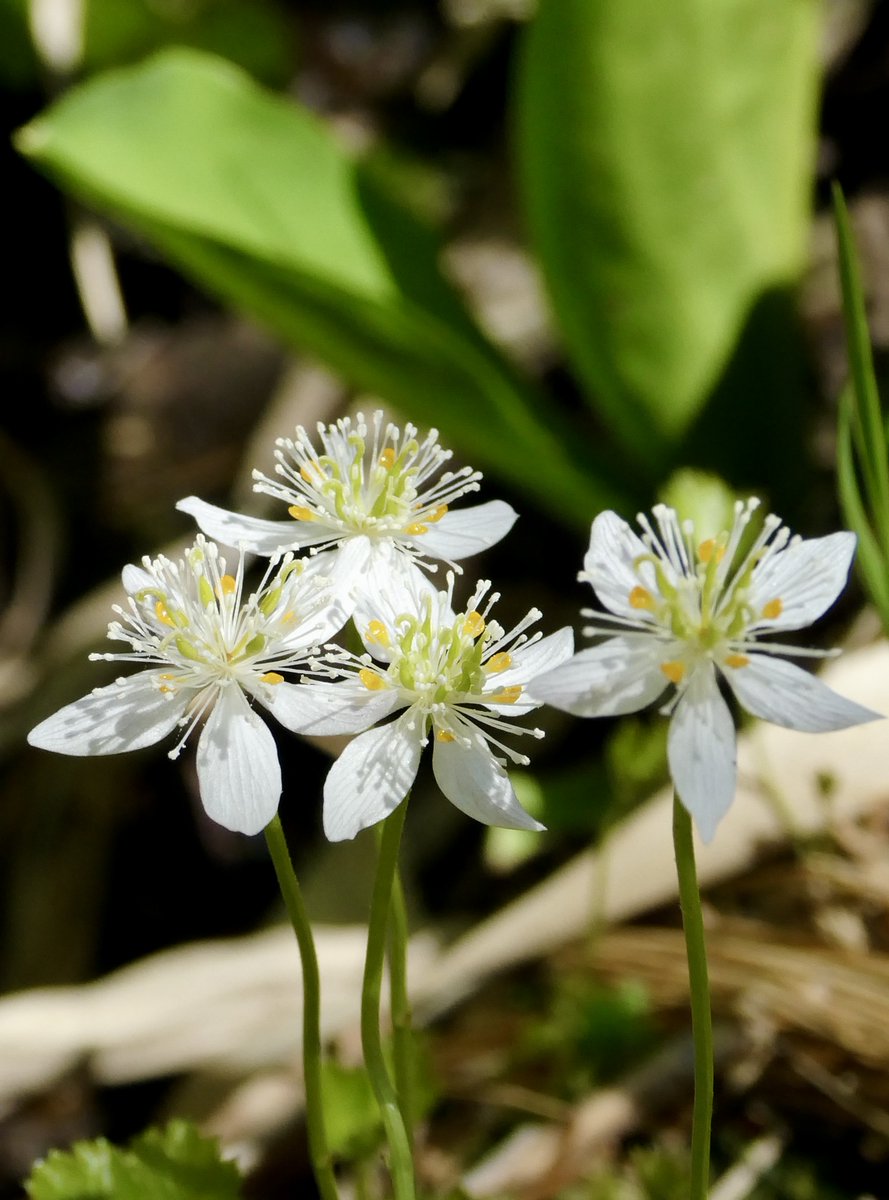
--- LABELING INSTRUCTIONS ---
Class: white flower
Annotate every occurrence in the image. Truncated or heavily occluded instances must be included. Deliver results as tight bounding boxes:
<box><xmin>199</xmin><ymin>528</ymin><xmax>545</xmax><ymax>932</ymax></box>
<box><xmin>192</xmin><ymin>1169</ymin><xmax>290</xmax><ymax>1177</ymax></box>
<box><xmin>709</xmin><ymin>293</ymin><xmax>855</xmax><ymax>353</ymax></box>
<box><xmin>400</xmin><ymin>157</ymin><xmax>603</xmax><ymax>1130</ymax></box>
<box><xmin>528</xmin><ymin>501</ymin><xmax>880</xmax><ymax>841</ymax></box>
<box><xmin>273</xmin><ymin>575</ymin><xmax>573</xmax><ymax>840</ymax></box>
<box><xmin>177</xmin><ymin>411</ymin><xmax>517</xmax><ymax>612</ymax></box>
<box><xmin>27</xmin><ymin>537</ymin><xmax>348</xmax><ymax>836</ymax></box>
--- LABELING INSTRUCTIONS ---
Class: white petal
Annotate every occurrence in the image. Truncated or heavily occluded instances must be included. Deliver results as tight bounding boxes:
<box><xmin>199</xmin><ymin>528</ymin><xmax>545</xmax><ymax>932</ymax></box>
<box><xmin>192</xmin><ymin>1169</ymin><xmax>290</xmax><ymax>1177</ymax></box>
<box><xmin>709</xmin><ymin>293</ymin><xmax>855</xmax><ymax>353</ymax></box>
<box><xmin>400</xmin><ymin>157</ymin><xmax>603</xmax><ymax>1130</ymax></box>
<box><xmin>323</xmin><ymin>712</ymin><xmax>422</xmax><ymax>841</ymax></box>
<box><xmin>196</xmin><ymin>685</ymin><xmax>281</xmax><ymax>835</ymax></box>
<box><xmin>177</xmin><ymin>496</ymin><xmax>327</xmax><ymax>553</ymax></box>
<box><xmin>259</xmin><ymin>679</ymin><xmax>404</xmax><ymax>735</ymax></box>
<box><xmin>747</xmin><ymin>531</ymin><xmax>856</xmax><ymax>631</ymax></box>
<box><xmin>526</xmin><ymin>636</ymin><xmax>671</xmax><ymax>717</ymax></box>
<box><xmin>668</xmin><ymin>666</ymin><xmax>737</xmax><ymax>842</ymax></box>
<box><xmin>723</xmin><ymin>653</ymin><xmax>881</xmax><ymax>732</ymax></box>
<box><xmin>28</xmin><ymin>673</ymin><xmax>189</xmax><ymax>756</ymax></box>
<box><xmin>583</xmin><ymin>510</ymin><xmax>669</xmax><ymax>621</ymax></box>
<box><xmin>432</xmin><ymin>725</ymin><xmax>543</xmax><ymax>830</ymax></box>
<box><xmin>415</xmin><ymin>500</ymin><xmax>518</xmax><ymax>560</ymax></box>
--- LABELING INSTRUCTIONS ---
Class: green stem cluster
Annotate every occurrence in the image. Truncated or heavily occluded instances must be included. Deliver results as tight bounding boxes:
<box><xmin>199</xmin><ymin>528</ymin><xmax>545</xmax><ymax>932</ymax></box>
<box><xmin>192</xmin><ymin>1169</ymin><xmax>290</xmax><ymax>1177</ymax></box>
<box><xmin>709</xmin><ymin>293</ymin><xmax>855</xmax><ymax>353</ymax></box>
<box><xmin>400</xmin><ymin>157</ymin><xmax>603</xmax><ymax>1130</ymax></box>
<box><xmin>672</xmin><ymin>794</ymin><xmax>714</xmax><ymax>1200</ymax></box>
<box><xmin>264</xmin><ymin>814</ymin><xmax>339</xmax><ymax>1200</ymax></box>
<box><xmin>362</xmin><ymin>800</ymin><xmax>416</xmax><ymax>1200</ymax></box>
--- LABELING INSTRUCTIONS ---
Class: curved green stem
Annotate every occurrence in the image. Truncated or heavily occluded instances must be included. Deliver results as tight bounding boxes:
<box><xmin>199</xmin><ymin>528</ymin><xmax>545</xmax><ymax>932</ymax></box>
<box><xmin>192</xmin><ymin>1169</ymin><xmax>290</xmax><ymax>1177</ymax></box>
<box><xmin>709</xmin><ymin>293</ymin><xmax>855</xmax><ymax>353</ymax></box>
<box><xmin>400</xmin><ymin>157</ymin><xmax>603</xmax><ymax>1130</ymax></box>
<box><xmin>388</xmin><ymin>859</ymin><xmax>415</xmax><ymax>1151</ymax></box>
<box><xmin>672</xmin><ymin>794</ymin><xmax>714</xmax><ymax>1200</ymax></box>
<box><xmin>264</xmin><ymin>815</ymin><xmax>339</xmax><ymax>1200</ymax></box>
<box><xmin>362</xmin><ymin>801</ymin><xmax>416</xmax><ymax>1200</ymax></box>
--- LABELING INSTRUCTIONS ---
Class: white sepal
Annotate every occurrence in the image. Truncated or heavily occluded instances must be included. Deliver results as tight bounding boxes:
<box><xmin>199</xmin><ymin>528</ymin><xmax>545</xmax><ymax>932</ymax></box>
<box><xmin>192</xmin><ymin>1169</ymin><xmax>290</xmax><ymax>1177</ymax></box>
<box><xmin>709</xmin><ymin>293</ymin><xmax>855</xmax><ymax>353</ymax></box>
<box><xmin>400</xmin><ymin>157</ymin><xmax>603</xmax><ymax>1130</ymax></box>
<box><xmin>177</xmin><ymin>495</ymin><xmax>322</xmax><ymax>553</ymax></box>
<box><xmin>667</xmin><ymin>666</ymin><xmax>736</xmax><ymax>843</ymax></box>
<box><xmin>27</xmin><ymin>673</ymin><xmax>190</xmax><ymax>756</ymax></box>
<box><xmin>724</xmin><ymin>653</ymin><xmax>881</xmax><ymax>732</ymax></box>
<box><xmin>583</xmin><ymin>510</ymin><xmax>666</xmax><ymax>622</ymax></box>
<box><xmin>416</xmin><ymin>500</ymin><xmax>518</xmax><ymax>560</ymax></box>
<box><xmin>260</xmin><ymin>679</ymin><xmax>403</xmax><ymax>735</ymax></box>
<box><xmin>747</xmin><ymin>531</ymin><xmax>856</xmax><ymax>632</ymax></box>
<box><xmin>195</xmin><ymin>684</ymin><xmax>281</xmax><ymax>835</ymax></box>
<box><xmin>323</xmin><ymin>712</ymin><xmax>422</xmax><ymax>841</ymax></box>
<box><xmin>528</xmin><ymin>636</ymin><xmax>671</xmax><ymax>717</ymax></box>
<box><xmin>432</xmin><ymin>723</ymin><xmax>544</xmax><ymax>830</ymax></box>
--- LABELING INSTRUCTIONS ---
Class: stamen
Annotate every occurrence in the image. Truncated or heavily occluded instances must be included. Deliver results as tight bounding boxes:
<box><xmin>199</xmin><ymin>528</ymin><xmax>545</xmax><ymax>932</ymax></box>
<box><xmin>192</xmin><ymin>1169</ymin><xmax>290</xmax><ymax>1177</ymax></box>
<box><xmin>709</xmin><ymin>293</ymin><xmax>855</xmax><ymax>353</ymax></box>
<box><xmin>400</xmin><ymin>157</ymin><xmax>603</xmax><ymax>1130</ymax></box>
<box><xmin>629</xmin><ymin>585</ymin><xmax>656</xmax><ymax>611</ymax></box>
<box><xmin>155</xmin><ymin>600</ymin><xmax>174</xmax><ymax>627</ymax></box>
<box><xmin>365</xmin><ymin>620</ymin><xmax>390</xmax><ymax>648</ymax></box>
<box><xmin>660</xmin><ymin>660</ymin><xmax>685</xmax><ymax>684</ymax></box>
<box><xmin>261</xmin><ymin>672</ymin><xmax>284</xmax><ymax>684</ymax></box>
<box><xmin>725</xmin><ymin>654</ymin><xmax>750</xmax><ymax>669</ymax></box>
<box><xmin>761</xmin><ymin>598</ymin><xmax>783</xmax><ymax>619</ymax></box>
<box><xmin>288</xmin><ymin>505</ymin><xmax>315</xmax><ymax>521</ymax></box>
<box><xmin>697</xmin><ymin>539</ymin><xmax>726</xmax><ymax>564</ymax></box>
<box><xmin>485</xmin><ymin>652</ymin><xmax>512</xmax><ymax>673</ymax></box>
<box><xmin>464</xmin><ymin>611</ymin><xmax>485</xmax><ymax>638</ymax></box>
<box><xmin>359</xmin><ymin>668</ymin><xmax>386</xmax><ymax>691</ymax></box>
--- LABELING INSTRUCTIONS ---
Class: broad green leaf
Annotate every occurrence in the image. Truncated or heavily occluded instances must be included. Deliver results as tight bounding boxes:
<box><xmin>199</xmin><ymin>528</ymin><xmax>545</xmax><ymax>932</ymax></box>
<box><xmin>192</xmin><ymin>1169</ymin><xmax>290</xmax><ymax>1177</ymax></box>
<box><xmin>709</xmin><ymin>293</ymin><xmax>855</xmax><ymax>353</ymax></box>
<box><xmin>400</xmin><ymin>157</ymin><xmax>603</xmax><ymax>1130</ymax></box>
<box><xmin>25</xmin><ymin>1120</ymin><xmax>243</xmax><ymax>1200</ymax></box>
<box><xmin>17</xmin><ymin>48</ymin><xmax>624</xmax><ymax>527</ymax></box>
<box><xmin>517</xmin><ymin>0</ymin><xmax>820</xmax><ymax>471</ymax></box>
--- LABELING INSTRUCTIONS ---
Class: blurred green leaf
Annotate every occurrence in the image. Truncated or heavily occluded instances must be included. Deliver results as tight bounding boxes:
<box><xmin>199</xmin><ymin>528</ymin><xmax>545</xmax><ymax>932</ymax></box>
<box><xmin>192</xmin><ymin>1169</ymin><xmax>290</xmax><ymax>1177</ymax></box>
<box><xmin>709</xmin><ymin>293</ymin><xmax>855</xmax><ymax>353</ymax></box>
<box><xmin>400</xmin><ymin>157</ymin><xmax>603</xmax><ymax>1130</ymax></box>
<box><xmin>82</xmin><ymin>0</ymin><xmax>293</xmax><ymax>85</ymax></box>
<box><xmin>25</xmin><ymin>1120</ymin><xmax>243</xmax><ymax>1200</ymax></box>
<box><xmin>517</xmin><ymin>0</ymin><xmax>819</xmax><ymax>473</ymax></box>
<box><xmin>319</xmin><ymin>1059</ymin><xmax>383</xmax><ymax>1161</ymax></box>
<box><xmin>832</xmin><ymin>182</ymin><xmax>889</xmax><ymax>633</ymax></box>
<box><xmin>17</xmin><ymin>48</ymin><xmax>623</xmax><ymax>527</ymax></box>
<box><xmin>0</xmin><ymin>0</ymin><xmax>40</xmax><ymax>89</ymax></box>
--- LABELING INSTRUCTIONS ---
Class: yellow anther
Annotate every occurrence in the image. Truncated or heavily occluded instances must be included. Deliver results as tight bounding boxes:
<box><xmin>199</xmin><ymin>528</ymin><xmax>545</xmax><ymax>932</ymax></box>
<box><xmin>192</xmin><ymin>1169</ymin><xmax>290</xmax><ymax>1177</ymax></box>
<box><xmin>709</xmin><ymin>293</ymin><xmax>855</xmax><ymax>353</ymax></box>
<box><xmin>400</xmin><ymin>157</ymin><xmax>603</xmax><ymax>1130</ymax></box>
<box><xmin>365</xmin><ymin>620</ymin><xmax>390</xmax><ymax>647</ymax></box>
<box><xmin>359</xmin><ymin>668</ymin><xmax>386</xmax><ymax>691</ymax></box>
<box><xmin>427</xmin><ymin>505</ymin><xmax>448</xmax><ymax>523</ymax></box>
<box><xmin>463</xmin><ymin>611</ymin><xmax>485</xmax><ymax>638</ymax></box>
<box><xmin>697</xmin><ymin>539</ymin><xmax>726</xmax><ymax>564</ymax></box>
<box><xmin>406</xmin><ymin>522</ymin><xmax>428</xmax><ymax>536</ymax></box>
<box><xmin>485</xmin><ymin>652</ymin><xmax>512</xmax><ymax>673</ymax></box>
<box><xmin>219</xmin><ymin>574</ymin><xmax>236</xmax><ymax>595</ymax></box>
<box><xmin>288</xmin><ymin>504</ymin><xmax>315</xmax><ymax>521</ymax></box>
<box><xmin>725</xmin><ymin>654</ymin><xmax>750</xmax><ymax>670</ymax></box>
<box><xmin>379</xmin><ymin>447</ymin><xmax>396</xmax><ymax>469</ymax></box>
<box><xmin>761</xmin><ymin>598</ymin><xmax>783</xmax><ymax>620</ymax></box>
<box><xmin>436</xmin><ymin>730</ymin><xmax>456</xmax><ymax>743</ymax></box>
<box><xmin>155</xmin><ymin>599</ymin><xmax>174</xmax><ymax>627</ymax></box>
<box><xmin>300</xmin><ymin>463</ymin><xmax>317</xmax><ymax>483</ymax></box>
<box><xmin>199</xmin><ymin>577</ymin><xmax>214</xmax><ymax>607</ymax></box>
<box><xmin>660</xmin><ymin>660</ymin><xmax>685</xmax><ymax>684</ymax></box>
<box><xmin>629</xmin><ymin>585</ymin><xmax>656</xmax><ymax>611</ymax></box>
<box><xmin>490</xmin><ymin>685</ymin><xmax>523</xmax><ymax>704</ymax></box>
<box><xmin>260</xmin><ymin>672</ymin><xmax>284</xmax><ymax>685</ymax></box>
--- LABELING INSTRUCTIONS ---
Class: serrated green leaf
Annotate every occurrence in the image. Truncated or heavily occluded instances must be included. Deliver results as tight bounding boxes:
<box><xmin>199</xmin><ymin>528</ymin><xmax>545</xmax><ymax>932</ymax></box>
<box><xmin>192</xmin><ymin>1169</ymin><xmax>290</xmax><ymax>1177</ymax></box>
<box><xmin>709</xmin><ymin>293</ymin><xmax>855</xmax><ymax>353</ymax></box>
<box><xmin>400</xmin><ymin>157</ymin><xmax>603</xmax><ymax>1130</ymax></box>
<box><xmin>17</xmin><ymin>47</ymin><xmax>625</xmax><ymax>527</ymax></box>
<box><xmin>25</xmin><ymin>1120</ymin><xmax>242</xmax><ymax>1200</ymax></box>
<box><xmin>517</xmin><ymin>0</ymin><xmax>819</xmax><ymax>469</ymax></box>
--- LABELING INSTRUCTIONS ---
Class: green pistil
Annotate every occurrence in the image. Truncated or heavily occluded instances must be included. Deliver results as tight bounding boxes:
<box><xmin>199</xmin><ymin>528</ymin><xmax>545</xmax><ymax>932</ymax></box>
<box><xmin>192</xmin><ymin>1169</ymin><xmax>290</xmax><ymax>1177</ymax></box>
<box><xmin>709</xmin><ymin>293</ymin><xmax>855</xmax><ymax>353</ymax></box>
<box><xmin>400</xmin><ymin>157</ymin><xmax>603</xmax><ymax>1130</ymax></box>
<box><xmin>175</xmin><ymin>634</ymin><xmax>204</xmax><ymax>662</ymax></box>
